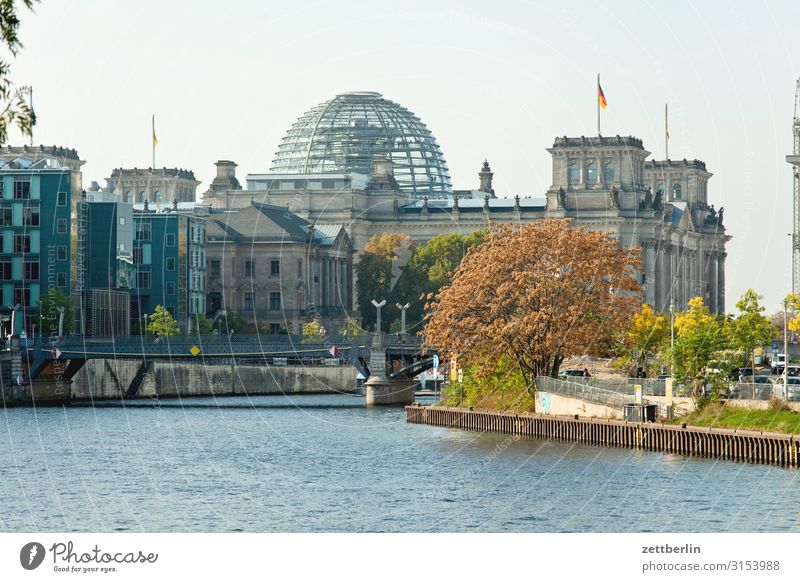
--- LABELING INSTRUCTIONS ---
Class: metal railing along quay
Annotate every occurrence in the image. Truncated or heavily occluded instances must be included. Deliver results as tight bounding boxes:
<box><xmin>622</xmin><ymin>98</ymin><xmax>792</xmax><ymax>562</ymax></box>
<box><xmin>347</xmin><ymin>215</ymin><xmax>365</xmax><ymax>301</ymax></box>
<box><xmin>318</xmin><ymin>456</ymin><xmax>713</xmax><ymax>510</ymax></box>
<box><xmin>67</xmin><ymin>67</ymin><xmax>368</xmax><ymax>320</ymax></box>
<box><xmin>406</xmin><ymin>406</ymin><xmax>800</xmax><ymax>468</ymax></box>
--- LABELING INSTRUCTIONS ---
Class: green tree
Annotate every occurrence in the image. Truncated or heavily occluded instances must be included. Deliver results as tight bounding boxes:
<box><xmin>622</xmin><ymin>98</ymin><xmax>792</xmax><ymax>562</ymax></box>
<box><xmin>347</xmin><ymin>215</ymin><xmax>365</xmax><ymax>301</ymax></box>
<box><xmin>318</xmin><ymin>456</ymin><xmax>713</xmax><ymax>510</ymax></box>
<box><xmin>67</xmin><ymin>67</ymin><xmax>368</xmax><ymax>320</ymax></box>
<box><xmin>147</xmin><ymin>305</ymin><xmax>180</xmax><ymax>337</ymax></box>
<box><xmin>338</xmin><ymin>316</ymin><xmax>362</xmax><ymax>337</ymax></box>
<box><xmin>192</xmin><ymin>313</ymin><xmax>215</xmax><ymax>334</ymax></box>
<box><xmin>35</xmin><ymin>289</ymin><xmax>73</xmax><ymax>336</ymax></box>
<box><xmin>727</xmin><ymin>289</ymin><xmax>778</xmax><ymax>377</ymax></box>
<box><xmin>0</xmin><ymin>0</ymin><xmax>39</xmax><ymax>143</ymax></box>
<box><xmin>617</xmin><ymin>304</ymin><xmax>669</xmax><ymax>375</ymax></box>
<box><xmin>668</xmin><ymin>297</ymin><xmax>729</xmax><ymax>395</ymax></box>
<box><xmin>301</xmin><ymin>320</ymin><xmax>323</xmax><ymax>343</ymax></box>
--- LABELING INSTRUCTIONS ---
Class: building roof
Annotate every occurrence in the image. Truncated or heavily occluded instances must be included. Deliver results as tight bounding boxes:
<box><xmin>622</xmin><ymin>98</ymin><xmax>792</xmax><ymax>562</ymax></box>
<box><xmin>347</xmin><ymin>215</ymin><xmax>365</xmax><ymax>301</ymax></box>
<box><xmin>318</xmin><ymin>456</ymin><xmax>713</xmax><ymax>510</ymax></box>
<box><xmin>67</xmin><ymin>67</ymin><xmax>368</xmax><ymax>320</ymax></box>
<box><xmin>645</xmin><ymin>159</ymin><xmax>708</xmax><ymax>171</ymax></box>
<box><xmin>206</xmin><ymin>202</ymin><xmax>348</xmax><ymax>246</ymax></box>
<box><xmin>551</xmin><ymin>135</ymin><xmax>644</xmax><ymax>149</ymax></box>
<box><xmin>111</xmin><ymin>167</ymin><xmax>198</xmax><ymax>181</ymax></box>
<box><xmin>398</xmin><ymin>196</ymin><xmax>547</xmax><ymax>214</ymax></box>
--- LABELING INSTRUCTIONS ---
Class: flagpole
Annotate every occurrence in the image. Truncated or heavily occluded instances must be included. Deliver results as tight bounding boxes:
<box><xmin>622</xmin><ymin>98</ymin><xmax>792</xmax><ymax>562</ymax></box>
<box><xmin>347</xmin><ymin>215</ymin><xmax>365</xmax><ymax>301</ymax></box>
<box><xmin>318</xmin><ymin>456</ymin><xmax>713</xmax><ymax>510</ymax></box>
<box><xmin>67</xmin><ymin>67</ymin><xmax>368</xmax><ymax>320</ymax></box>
<box><xmin>152</xmin><ymin>114</ymin><xmax>156</xmax><ymax>168</ymax></box>
<box><xmin>665</xmin><ymin>103</ymin><xmax>669</xmax><ymax>159</ymax></box>
<box><xmin>597</xmin><ymin>74</ymin><xmax>601</xmax><ymax>136</ymax></box>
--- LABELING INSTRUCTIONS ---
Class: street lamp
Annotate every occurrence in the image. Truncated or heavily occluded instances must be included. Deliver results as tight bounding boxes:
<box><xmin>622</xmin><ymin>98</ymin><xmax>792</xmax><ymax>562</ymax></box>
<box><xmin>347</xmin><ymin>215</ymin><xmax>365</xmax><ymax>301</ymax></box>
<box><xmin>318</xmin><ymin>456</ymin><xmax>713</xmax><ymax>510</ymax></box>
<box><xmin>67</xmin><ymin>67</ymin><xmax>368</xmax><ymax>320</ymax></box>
<box><xmin>784</xmin><ymin>296</ymin><xmax>790</xmax><ymax>401</ymax></box>
<box><xmin>371</xmin><ymin>299</ymin><xmax>386</xmax><ymax>346</ymax></box>
<box><xmin>669</xmin><ymin>302</ymin><xmax>675</xmax><ymax>373</ymax></box>
<box><xmin>396</xmin><ymin>302</ymin><xmax>410</xmax><ymax>335</ymax></box>
<box><xmin>7</xmin><ymin>304</ymin><xmax>20</xmax><ymax>338</ymax></box>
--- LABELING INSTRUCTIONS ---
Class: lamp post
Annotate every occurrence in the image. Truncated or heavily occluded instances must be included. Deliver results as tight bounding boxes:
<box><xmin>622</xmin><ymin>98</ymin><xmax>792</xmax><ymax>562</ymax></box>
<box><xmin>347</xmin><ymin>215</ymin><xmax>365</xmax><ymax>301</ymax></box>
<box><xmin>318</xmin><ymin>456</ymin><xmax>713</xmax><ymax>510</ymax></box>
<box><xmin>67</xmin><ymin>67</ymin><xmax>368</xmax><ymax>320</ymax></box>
<box><xmin>669</xmin><ymin>302</ymin><xmax>675</xmax><ymax>373</ymax></box>
<box><xmin>396</xmin><ymin>302</ymin><xmax>410</xmax><ymax>336</ymax></box>
<box><xmin>57</xmin><ymin>306</ymin><xmax>65</xmax><ymax>338</ymax></box>
<box><xmin>8</xmin><ymin>304</ymin><xmax>20</xmax><ymax>338</ymax></box>
<box><xmin>371</xmin><ymin>299</ymin><xmax>386</xmax><ymax>336</ymax></box>
<box><xmin>784</xmin><ymin>296</ymin><xmax>790</xmax><ymax>401</ymax></box>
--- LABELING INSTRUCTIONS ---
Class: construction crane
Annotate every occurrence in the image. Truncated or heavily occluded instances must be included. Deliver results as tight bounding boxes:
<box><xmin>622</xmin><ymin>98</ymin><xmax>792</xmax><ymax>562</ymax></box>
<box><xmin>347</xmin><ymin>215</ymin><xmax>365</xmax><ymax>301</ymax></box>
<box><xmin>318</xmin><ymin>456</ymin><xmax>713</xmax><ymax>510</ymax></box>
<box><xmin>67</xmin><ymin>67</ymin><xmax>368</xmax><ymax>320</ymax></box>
<box><xmin>789</xmin><ymin>78</ymin><xmax>800</xmax><ymax>295</ymax></box>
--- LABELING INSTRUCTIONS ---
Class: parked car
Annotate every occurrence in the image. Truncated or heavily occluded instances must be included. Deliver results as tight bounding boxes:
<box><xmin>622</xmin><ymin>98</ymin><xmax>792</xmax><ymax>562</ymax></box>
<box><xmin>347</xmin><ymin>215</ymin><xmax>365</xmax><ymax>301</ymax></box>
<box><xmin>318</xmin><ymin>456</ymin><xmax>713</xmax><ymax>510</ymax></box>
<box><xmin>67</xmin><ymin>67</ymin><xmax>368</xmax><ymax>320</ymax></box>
<box><xmin>773</xmin><ymin>376</ymin><xmax>800</xmax><ymax>401</ymax></box>
<box><xmin>728</xmin><ymin>375</ymin><xmax>772</xmax><ymax>399</ymax></box>
<box><xmin>559</xmin><ymin>369</ymin><xmax>588</xmax><ymax>379</ymax></box>
<box><xmin>771</xmin><ymin>353</ymin><xmax>786</xmax><ymax>375</ymax></box>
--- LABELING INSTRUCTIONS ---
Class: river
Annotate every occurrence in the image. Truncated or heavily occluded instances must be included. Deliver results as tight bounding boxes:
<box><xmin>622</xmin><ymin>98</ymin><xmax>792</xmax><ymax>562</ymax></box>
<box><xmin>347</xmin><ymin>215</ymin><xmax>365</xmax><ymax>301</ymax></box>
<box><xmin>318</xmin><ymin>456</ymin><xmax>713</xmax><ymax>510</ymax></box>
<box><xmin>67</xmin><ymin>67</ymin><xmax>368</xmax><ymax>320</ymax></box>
<box><xmin>1</xmin><ymin>394</ymin><xmax>798</xmax><ymax>532</ymax></box>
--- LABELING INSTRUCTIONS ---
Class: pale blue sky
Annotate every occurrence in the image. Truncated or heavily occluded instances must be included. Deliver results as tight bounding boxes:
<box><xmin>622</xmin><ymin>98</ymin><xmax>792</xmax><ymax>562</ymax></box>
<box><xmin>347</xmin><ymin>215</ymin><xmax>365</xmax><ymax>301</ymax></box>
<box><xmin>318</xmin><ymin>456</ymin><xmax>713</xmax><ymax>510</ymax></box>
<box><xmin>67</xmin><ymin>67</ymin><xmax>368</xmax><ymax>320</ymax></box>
<box><xmin>8</xmin><ymin>0</ymin><xmax>800</xmax><ymax>311</ymax></box>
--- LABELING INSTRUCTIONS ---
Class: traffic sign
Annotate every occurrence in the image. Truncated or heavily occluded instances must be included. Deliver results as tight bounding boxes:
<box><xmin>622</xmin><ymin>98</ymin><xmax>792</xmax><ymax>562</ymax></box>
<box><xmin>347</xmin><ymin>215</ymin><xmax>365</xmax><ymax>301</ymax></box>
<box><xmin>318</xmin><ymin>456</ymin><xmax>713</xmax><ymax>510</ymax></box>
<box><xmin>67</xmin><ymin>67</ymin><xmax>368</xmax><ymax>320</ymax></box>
<box><xmin>432</xmin><ymin>354</ymin><xmax>439</xmax><ymax>370</ymax></box>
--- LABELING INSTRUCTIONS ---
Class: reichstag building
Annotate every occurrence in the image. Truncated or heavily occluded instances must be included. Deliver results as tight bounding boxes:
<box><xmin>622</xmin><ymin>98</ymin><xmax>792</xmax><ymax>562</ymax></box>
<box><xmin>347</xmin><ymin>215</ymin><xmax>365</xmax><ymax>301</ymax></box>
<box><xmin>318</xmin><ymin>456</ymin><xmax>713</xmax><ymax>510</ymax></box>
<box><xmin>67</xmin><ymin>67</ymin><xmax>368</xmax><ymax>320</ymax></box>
<box><xmin>204</xmin><ymin>91</ymin><xmax>729</xmax><ymax>316</ymax></box>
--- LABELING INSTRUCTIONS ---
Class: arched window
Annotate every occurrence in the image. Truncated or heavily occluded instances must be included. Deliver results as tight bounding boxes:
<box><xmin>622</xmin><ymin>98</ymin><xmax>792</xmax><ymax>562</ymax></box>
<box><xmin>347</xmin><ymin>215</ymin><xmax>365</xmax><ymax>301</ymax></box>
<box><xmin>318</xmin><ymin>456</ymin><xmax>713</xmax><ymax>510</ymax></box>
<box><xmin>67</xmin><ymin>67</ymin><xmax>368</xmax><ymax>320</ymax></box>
<box><xmin>586</xmin><ymin>162</ymin><xmax>597</xmax><ymax>183</ymax></box>
<box><xmin>567</xmin><ymin>162</ymin><xmax>579</xmax><ymax>184</ymax></box>
<box><xmin>656</xmin><ymin>183</ymin><xmax>664</xmax><ymax>198</ymax></box>
<box><xmin>153</xmin><ymin>190</ymin><xmax>161</xmax><ymax>203</ymax></box>
<box><xmin>672</xmin><ymin>183</ymin><xmax>682</xmax><ymax>200</ymax></box>
<box><xmin>123</xmin><ymin>190</ymin><xmax>131</xmax><ymax>203</ymax></box>
<box><xmin>603</xmin><ymin>162</ymin><xmax>614</xmax><ymax>182</ymax></box>
<box><xmin>138</xmin><ymin>190</ymin><xmax>145</xmax><ymax>203</ymax></box>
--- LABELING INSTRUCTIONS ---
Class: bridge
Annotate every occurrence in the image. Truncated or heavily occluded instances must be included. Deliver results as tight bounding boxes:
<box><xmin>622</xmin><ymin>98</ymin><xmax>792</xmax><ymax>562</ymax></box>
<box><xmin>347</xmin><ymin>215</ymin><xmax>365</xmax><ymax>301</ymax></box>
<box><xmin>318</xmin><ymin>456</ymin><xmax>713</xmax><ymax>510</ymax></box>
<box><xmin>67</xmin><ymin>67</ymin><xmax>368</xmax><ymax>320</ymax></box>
<box><xmin>1</xmin><ymin>333</ymin><xmax>440</xmax><ymax>406</ymax></box>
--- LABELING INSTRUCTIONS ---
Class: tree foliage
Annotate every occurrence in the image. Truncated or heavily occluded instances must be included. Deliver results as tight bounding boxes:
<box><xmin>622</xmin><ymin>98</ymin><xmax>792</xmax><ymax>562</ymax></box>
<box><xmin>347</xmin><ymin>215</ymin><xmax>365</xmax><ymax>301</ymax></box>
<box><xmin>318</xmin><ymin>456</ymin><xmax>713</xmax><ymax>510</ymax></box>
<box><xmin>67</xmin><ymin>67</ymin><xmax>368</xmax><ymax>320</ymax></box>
<box><xmin>146</xmin><ymin>304</ymin><xmax>180</xmax><ymax>337</ymax></box>
<box><xmin>667</xmin><ymin>297</ymin><xmax>727</xmax><ymax>394</ymax></box>
<box><xmin>424</xmin><ymin>220</ymin><xmax>642</xmax><ymax>395</ymax></box>
<box><xmin>301</xmin><ymin>320</ymin><xmax>323</xmax><ymax>343</ymax></box>
<box><xmin>618</xmin><ymin>303</ymin><xmax>669</xmax><ymax>374</ymax></box>
<box><xmin>0</xmin><ymin>0</ymin><xmax>38</xmax><ymax>143</ymax></box>
<box><xmin>355</xmin><ymin>231</ymin><xmax>484</xmax><ymax>331</ymax></box>
<box><xmin>35</xmin><ymin>288</ymin><xmax>72</xmax><ymax>335</ymax></box>
<box><xmin>726</xmin><ymin>289</ymin><xmax>777</xmax><ymax>371</ymax></box>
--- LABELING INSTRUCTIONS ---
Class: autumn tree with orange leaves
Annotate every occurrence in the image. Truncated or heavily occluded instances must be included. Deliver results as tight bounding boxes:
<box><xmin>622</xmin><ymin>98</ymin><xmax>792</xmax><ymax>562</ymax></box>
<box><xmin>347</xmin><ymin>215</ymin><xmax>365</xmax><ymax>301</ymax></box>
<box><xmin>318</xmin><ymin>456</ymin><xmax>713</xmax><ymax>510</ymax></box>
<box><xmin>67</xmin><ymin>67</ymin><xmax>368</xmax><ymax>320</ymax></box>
<box><xmin>424</xmin><ymin>220</ymin><xmax>642</xmax><ymax>396</ymax></box>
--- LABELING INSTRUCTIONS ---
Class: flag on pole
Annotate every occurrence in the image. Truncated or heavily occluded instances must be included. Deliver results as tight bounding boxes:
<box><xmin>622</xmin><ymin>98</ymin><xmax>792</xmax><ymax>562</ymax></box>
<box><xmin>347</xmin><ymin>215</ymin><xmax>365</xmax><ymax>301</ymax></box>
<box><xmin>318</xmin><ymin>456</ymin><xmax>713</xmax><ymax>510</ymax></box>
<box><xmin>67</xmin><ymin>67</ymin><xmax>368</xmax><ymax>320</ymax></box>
<box><xmin>665</xmin><ymin>104</ymin><xmax>669</xmax><ymax>138</ymax></box>
<box><xmin>598</xmin><ymin>80</ymin><xmax>607</xmax><ymax>110</ymax></box>
<box><xmin>152</xmin><ymin>115</ymin><xmax>158</xmax><ymax>147</ymax></box>
<box><xmin>329</xmin><ymin>346</ymin><xmax>340</xmax><ymax>357</ymax></box>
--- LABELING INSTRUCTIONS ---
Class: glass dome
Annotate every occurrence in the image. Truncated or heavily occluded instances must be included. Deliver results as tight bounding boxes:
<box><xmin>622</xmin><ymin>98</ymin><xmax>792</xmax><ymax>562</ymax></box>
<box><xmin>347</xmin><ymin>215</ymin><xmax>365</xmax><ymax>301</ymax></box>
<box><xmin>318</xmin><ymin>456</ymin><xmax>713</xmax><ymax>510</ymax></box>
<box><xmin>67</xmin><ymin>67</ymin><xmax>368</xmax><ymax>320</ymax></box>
<box><xmin>270</xmin><ymin>92</ymin><xmax>452</xmax><ymax>198</ymax></box>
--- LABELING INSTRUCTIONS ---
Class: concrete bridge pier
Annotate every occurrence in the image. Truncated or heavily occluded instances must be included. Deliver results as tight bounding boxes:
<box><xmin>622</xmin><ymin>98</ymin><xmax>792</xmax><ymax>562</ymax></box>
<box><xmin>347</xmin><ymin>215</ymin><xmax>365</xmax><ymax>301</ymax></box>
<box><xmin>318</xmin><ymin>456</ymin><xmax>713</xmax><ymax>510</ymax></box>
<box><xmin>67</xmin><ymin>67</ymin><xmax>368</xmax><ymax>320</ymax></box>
<box><xmin>364</xmin><ymin>374</ymin><xmax>415</xmax><ymax>406</ymax></box>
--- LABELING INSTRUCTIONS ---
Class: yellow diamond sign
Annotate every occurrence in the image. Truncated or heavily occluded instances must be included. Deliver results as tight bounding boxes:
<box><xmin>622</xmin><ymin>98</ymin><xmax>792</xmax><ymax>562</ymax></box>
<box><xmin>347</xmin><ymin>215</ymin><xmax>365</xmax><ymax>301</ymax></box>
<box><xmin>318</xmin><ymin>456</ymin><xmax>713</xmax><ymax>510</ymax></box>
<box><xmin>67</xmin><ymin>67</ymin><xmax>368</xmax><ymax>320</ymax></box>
<box><xmin>189</xmin><ymin>345</ymin><xmax>201</xmax><ymax>357</ymax></box>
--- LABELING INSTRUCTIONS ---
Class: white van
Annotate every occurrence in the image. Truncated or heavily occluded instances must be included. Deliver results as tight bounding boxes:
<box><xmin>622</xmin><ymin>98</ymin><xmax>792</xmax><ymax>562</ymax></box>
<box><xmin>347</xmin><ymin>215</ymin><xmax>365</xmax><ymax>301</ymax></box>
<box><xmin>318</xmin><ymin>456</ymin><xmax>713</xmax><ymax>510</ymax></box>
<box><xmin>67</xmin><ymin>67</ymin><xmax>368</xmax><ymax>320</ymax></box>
<box><xmin>771</xmin><ymin>353</ymin><xmax>787</xmax><ymax>375</ymax></box>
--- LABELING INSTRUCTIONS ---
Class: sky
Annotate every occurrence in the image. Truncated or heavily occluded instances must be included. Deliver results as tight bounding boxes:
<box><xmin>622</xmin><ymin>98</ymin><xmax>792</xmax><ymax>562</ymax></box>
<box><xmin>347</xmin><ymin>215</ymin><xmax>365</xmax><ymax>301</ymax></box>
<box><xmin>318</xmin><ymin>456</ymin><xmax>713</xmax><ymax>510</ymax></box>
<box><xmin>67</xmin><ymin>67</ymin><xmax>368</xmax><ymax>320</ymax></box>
<box><xmin>7</xmin><ymin>0</ymin><xmax>800</xmax><ymax>312</ymax></box>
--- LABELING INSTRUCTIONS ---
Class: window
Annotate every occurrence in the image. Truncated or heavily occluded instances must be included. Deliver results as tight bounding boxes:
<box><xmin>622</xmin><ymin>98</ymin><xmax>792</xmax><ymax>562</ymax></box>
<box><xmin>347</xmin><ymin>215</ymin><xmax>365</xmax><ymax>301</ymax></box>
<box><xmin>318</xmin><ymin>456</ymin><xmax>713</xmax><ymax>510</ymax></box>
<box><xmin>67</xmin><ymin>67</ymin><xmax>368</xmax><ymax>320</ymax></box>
<box><xmin>270</xmin><ymin>260</ymin><xmax>280</xmax><ymax>276</ymax></box>
<box><xmin>57</xmin><ymin>272</ymin><xmax>67</xmax><ymax>288</ymax></box>
<box><xmin>123</xmin><ymin>191</ymin><xmax>131</xmax><ymax>203</ymax></box>
<box><xmin>244</xmin><ymin>259</ymin><xmax>254</xmax><ymax>277</ymax></box>
<box><xmin>313</xmin><ymin>275</ymin><xmax>319</xmax><ymax>283</ymax></box>
<box><xmin>269</xmin><ymin>291</ymin><xmax>281</xmax><ymax>311</ymax></box>
<box><xmin>166</xmin><ymin>281</ymin><xmax>176</xmax><ymax>294</ymax></box>
<box><xmin>166</xmin><ymin>257</ymin><xmax>176</xmax><ymax>271</ymax></box>
<box><xmin>0</xmin><ymin>261</ymin><xmax>11</xmax><ymax>280</ymax></box>
<box><xmin>119</xmin><ymin>243</ymin><xmax>126</xmax><ymax>252</ymax></box>
<box><xmin>120</xmin><ymin>217</ymin><xmax>126</xmax><ymax>225</ymax></box>
<box><xmin>136</xmin><ymin>221</ymin><xmax>151</xmax><ymax>241</ymax></box>
<box><xmin>567</xmin><ymin>162</ymin><xmax>579</xmax><ymax>184</ymax></box>
<box><xmin>14</xmin><ymin>179</ymin><xmax>31</xmax><ymax>199</ymax></box>
<box><xmin>672</xmin><ymin>183</ymin><xmax>682</xmax><ymax>200</ymax></box>
<box><xmin>243</xmin><ymin>291</ymin><xmax>255</xmax><ymax>310</ymax></box>
<box><xmin>13</xmin><ymin>288</ymin><xmax>30</xmax><ymax>307</ymax></box>
<box><xmin>210</xmin><ymin>259</ymin><xmax>221</xmax><ymax>277</ymax></box>
<box><xmin>603</xmin><ymin>162</ymin><xmax>614</xmax><ymax>182</ymax></box>
<box><xmin>57</xmin><ymin>246</ymin><xmax>66</xmax><ymax>260</ymax></box>
<box><xmin>656</xmin><ymin>183</ymin><xmax>664</xmax><ymax>198</ymax></box>
<box><xmin>133</xmin><ymin>247</ymin><xmax>143</xmax><ymax>265</ymax></box>
<box><xmin>14</xmin><ymin>234</ymin><xmax>31</xmax><ymax>253</ymax></box>
<box><xmin>322</xmin><ymin>179</ymin><xmax>335</xmax><ymax>189</ymax></box>
<box><xmin>153</xmin><ymin>190</ymin><xmax>161</xmax><ymax>202</ymax></box>
<box><xmin>586</xmin><ymin>162</ymin><xmax>597</xmax><ymax>183</ymax></box>
<box><xmin>1</xmin><ymin>208</ymin><xmax>11</xmax><ymax>226</ymax></box>
<box><xmin>270</xmin><ymin>323</ymin><xmax>281</xmax><ymax>333</ymax></box>
<box><xmin>138</xmin><ymin>190</ymin><xmax>145</xmax><ymax>203</ymax></box>
<box><xmin>23</xmin><ymin>207</ymin><xmax>39</xmax><ymax>226</ymax></box>
<box><xmin>24</xmin><ymin>261</ymin><xmax>39</xmax><ymax>280</ymax></box>
<box><xmin>57</xmin><ymin>219</ymin><xmax>67</xmax><ymax>234</ymax></box>
<box><xmin>136</xmin><ymin>270</ymin><xmax>151</xmax><ymax>288</ymax></box>
<box><xmin>166</xmin><ymin>233</ymin><xmax>175</xmax><ymax>247</ymax></box>
<box><xmin>56</xmin><ymin>191</ymin><xmax>67</xmax><ymax>206</ymax></box>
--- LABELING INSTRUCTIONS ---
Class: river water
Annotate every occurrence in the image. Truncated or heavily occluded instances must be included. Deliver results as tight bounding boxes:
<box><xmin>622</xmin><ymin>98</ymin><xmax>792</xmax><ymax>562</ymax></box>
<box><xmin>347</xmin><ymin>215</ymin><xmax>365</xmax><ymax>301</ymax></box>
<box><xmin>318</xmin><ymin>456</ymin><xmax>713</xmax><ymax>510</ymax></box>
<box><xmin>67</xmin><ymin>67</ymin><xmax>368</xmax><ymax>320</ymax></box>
<box><xmin>1</xmin><ymin>394</ymin><xmax>798</xmax><ymax>532</ymax></box>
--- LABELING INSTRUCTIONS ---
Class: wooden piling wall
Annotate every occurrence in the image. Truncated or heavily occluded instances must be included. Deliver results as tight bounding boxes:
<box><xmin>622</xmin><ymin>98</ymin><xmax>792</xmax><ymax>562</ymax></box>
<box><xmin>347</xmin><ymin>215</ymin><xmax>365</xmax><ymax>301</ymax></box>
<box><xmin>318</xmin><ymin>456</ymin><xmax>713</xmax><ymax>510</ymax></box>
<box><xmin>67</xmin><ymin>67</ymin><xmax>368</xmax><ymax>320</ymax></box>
<box><xmin>406</xmin><ymin>405</ymin><xmax>800</xmax><ymax>468</ymax></box>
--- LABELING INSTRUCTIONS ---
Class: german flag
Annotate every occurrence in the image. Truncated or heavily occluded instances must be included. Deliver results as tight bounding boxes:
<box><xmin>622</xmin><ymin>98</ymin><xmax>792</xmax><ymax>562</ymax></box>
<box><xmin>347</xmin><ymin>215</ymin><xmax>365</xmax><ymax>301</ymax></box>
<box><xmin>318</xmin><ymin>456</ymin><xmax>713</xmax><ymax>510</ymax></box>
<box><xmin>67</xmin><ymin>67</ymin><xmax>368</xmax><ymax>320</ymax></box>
<box><xmin>598</xmin><ymin>81</ymin><xmax>607</xmax><ymax>110</ymax></box>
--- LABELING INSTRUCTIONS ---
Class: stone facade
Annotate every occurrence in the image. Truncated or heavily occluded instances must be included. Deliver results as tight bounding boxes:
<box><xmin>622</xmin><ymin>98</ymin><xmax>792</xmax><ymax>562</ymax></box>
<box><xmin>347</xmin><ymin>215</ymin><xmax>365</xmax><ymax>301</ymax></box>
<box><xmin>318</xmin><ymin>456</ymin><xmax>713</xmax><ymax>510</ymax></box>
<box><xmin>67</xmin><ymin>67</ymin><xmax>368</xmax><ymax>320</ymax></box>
<box><xmin>205</xmin><ymin>202</ymin><xmax>354</xmax><ymax>334</ymax></box>
<box><xmin>203</xmin><ymin>134</ymin><xmax>730</xmax><ymax>314</ymax></box>
<box><xmin>109</xmin><ymin>167</ymin><xmax>200</xmax><ymax>204</ymax></box>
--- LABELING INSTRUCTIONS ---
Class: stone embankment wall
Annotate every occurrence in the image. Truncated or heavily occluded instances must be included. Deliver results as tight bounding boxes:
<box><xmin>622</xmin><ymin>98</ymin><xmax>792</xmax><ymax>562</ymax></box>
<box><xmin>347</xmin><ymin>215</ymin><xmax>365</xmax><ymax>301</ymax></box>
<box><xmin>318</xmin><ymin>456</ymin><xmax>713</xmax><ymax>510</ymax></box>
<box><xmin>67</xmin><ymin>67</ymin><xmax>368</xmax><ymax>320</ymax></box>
<box><xmin>72</xmin><ymin>360</ymin><xmax>359</xmax><ymax>400</ymax></box>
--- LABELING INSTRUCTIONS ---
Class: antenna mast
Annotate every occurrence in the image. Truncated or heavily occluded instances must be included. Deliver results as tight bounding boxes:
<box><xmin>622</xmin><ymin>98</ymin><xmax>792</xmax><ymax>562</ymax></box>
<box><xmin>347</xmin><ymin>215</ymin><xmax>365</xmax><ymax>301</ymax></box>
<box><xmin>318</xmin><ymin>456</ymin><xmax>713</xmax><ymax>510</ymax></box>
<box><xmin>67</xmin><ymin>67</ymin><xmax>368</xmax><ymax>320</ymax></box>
<box><xmin>791</xmin><ymin>78</ymin><xmax>800</xmax><ymax>295</ymax></box>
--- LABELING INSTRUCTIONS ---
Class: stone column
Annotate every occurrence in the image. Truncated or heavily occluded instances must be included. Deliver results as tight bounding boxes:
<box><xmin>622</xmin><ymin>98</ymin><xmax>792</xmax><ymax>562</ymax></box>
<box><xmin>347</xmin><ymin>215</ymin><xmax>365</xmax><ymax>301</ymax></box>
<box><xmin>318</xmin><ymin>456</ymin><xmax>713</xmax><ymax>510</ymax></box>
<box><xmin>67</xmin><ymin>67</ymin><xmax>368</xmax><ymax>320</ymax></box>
<box><xmin>717</xmin><ymin>253</ymin><xmax>726</xmax><ymax>313</ymax></box>
<box><xmin>644</xmin><ymin>242</ymin><xmax>656</xmax><ymax>307</ymax></box>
